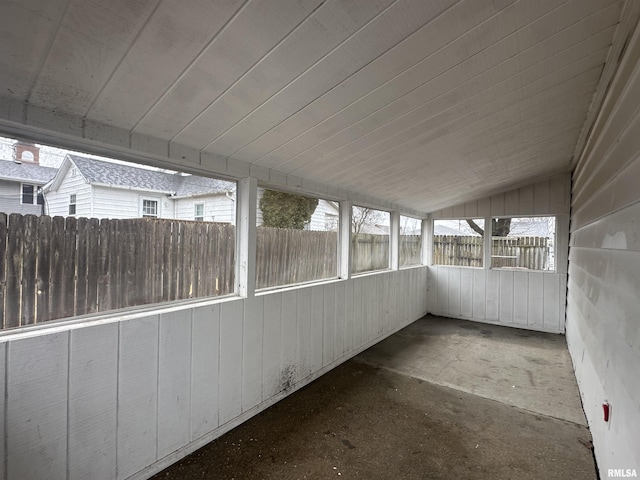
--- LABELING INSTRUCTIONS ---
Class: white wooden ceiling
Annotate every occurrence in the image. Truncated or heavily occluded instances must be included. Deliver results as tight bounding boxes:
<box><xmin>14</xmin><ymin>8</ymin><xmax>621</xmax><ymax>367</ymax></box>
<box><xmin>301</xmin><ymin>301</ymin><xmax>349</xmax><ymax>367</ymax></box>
<box><xmin>0</xmin><ymin>0</ymin><xmax>632</xmax><ymax>213</ymax></box>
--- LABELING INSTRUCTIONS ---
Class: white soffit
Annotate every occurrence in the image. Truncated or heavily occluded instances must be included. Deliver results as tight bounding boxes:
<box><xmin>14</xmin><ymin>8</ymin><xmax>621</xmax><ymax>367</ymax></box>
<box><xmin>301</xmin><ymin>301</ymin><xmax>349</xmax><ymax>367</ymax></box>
<box><xmin>0</xmin><ymin>0</ymin><xmax>631</xmax><ymax>213</ymax></box>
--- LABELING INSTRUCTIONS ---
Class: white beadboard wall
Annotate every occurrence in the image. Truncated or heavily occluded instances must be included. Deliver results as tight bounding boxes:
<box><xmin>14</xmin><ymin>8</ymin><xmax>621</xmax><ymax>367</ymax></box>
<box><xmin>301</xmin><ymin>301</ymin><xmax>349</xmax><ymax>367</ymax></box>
<box><xmin>427</xmin><ymin>174</ymin><xmax>570</xmax><ymax>333</ymax></box>
<box><xmin>0</xmin><ymin>267</ymin><xmax>427</xmax><ymax>480</ymax></box>
<box><xmin>566</xmin><ymin>21</ymin><xmax>640</xmax><ymax>476</ymax></box>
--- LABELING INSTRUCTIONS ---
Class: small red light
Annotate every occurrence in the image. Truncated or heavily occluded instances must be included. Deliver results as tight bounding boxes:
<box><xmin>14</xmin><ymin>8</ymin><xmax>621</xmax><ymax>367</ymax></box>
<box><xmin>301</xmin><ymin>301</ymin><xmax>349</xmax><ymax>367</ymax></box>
<box><xmin>603</xmin><ymin>402</ymin><xmax>610</xmax><ymax>422</ymax></box>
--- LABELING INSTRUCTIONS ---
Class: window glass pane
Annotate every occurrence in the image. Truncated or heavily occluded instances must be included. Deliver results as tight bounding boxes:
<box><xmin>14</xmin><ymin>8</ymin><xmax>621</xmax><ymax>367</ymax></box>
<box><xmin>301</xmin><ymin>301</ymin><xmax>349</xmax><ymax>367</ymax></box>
<box><xmin>352</xmin><ymin>206</ymin><xmax>390</xmax><ymax>274</ymax></box>
<box><xmin>194</xmin><ymin>203</ymin><xmax>204</xmax><ymax>221</ymax></box>
<box><xmin>400</xmin><ymin>215</ymin><xmax>422</xmax><ymax>267</ymax></box>
<box><xmin>22</xmin><ymin>184</ymin><xmax>34</xmax><ymax>204</ymax></box>
<box><xmin>433</xmin><ymin>219</ymin><xmax>484</xmax><ymax>267</ymax></box>
<box><xmin>491</xmin><ymin>217</ymin><xmax>556</xmax><ymax>271</ymax></box>
<box><xmin>256</xmin><ymin>188</ymin><xmax>338</xmax><ymax>289</ymax></box>
<box><xmin>0</xmin><ymin>134</ymin><xmax>237</xmax><ymax>330</ymax></box>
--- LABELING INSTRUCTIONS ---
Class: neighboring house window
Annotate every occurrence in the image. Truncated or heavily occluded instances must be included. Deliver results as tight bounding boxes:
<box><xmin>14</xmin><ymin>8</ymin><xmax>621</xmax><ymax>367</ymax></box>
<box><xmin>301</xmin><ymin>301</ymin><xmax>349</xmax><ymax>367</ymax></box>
<box><xmin>194</xmin><ymin>203</ymin><xmax>204</xmax><ymax>222</ymax></box>
<box><xmin>142</xmin><ymin>199</ymin><xmax>158</xmax><ymax>218</ymax></box>
<box><xmin>69</xmin><ymin>194</ymin><xmax>77</xmax><ymax>215</ymax></box>
<box><xmin>21</xmin><ymin>184</ymin><xmax>44</xmax><ymax>205</ymax></box>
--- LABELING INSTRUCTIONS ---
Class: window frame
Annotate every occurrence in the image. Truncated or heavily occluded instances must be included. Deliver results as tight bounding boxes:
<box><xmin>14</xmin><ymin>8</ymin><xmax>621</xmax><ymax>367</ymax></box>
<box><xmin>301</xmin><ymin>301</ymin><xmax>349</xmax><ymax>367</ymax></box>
<box><xmin>194</xmin><ymin>202</ymin><xmax>205</xmax><ymax>222</ymax></box>
<box><xmin>399</xmin><ymin>214</ymin><xmax>423</xmax><ymax>268</ymax></box>
<box><xmin>489</xmin><ymin>215</ymin><xmax>557</xmax><ymax>272</ymax></box>
<box><xmin>432</xmin><ymin>218</ymin><xmax>485</xmax><ymax>268</ymax></box>
<box><xmin>68</xmin><ymin>193</ymin><xmax>77</xmax><ymax>215</ymax></box>
<box><xmin>141</xmin><ymin>198</ymin><xmax>159</xmax><ymax>218</ymax></box>
<box><xmin>351</xmin><ymin>204</ymin><xmax>391</xmax><ymax>275</ymax></box>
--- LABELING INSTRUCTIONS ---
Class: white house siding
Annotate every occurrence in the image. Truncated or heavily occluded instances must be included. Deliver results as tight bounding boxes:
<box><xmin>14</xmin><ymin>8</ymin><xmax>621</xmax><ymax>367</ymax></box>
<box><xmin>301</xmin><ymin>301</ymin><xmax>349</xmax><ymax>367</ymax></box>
<box><xmin>174</xmin><ymin>194</ymin><xmax>236</xmax><ymax>224</ymax></box>
<box><xmin>0</xmin><ymin>267</ymin><xmax>427</xmax><ymax>480</ymax></box>
<box><xmin>309</xmin><ymin>199</ymin><xmax>339</xmax><ymax>231</ymax></box>
<box><xmin>427</xmin><ymin>174</ymin><xmax>570</xmax><ymax>334</ymax></box>
<box><xmin>0</xmin><ymin>179</ymin><xmax>44</xmax><ymax>215</ymax></box>
<box><xmin>46</xmin><ymin>170</ymin><xmax>92</xmax><ymax>218</ymax></box>
<box><xmin>90</xmin><ymin>185</ymin><xmax>172</xmax><ymax>220</ymax></box>
<box><xmin>566</xmin><ymin>29</ymin><xmax>640</xmax><ymax>476</ymax></box>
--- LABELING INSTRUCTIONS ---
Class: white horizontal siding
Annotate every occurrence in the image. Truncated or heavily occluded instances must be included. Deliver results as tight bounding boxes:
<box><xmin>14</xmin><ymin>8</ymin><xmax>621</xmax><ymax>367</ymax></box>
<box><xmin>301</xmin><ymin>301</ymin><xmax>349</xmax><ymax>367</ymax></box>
<box><xmin>0</xmin><ymin>179</ymin><xmax>44</xmax><ymax>215</ymax></box>
<box><xmin>174</xmin><ymin>194</ymin><xmax>235</xmax><ymax>223</ymax></box>
<box><xmin>0</xmin><ymin>266</ymin><xmax>428</xmax><ymax>480</ymax></box>
<box><xmin>427</xmin><ymin>174</ymin><xmax>570</xmax><ymax>333</ymax></box>
<box><xmin>46</xmin><ymin>170</ymin><xmax>92</xmax><ymax>217</ymax></box>
<box><xmin>566</xmin><ymin>26</ymin><xmax>640</xmax><ymax>477</ymax></box>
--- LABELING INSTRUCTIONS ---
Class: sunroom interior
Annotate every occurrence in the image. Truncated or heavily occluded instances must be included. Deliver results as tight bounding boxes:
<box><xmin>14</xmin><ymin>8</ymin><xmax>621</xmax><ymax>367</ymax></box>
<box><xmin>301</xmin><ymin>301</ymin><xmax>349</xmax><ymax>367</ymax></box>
<box><xmin>0</xmin><ymin>0</ymin><xmax>639</xmax><ymax>479</ymax></box>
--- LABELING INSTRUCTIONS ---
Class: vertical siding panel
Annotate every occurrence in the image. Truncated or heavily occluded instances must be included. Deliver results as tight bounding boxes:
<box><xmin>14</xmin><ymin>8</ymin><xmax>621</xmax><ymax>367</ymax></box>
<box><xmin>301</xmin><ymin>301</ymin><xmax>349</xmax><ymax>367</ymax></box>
<box><xmin>426</xmin><ymin>268</ymin><xmax>437</xmax><ymax>313</ymax></box>
<box><xmin>504</xmin><ymin>189</ymin><xmax>519</xmax><ymax>216</ymax></box>
<box><xmin>281</xmin><ymin>291</ymin><xmax>298</xmax><ymax>384</ymax></box>
<box><xmin>549</xmin><ymin>175</ymin><xmax>569</xmax><ymax>213</ymax></box>
<box><xmin>436</xmin><ymin>267</ymin><xmax>449</xmax><ymax>314</ymax></box>
<box><xmin>374</xmin><ymin>275</ymin><xmax>384</xmax><ymax>334</ymax></box>
<box><xmin>527</xmin><ymin>273</ymin><xmax>544</xmax><ymax>329</ymax></box>
<box><xmin>519</xmin><ymin>185</ymin><xmax>535</xmax><ymax>215</ymax></box>
<box><xmin>534</xmin><ymin>179</ymin><xmax>550</xmax><ymax>214</ymax></box>
<box><xmin>344</xmin><ymin>280</ymin><xmax>354</xmax><ymax>353</ymax></box>
<box><xmin>117</xmin><ymin>317</ymin><xmax>158</xmax><ymax>480</ymax></box>
<box><xmin>460</xmin><ymin>268</ymin><xmax>473</xmax><ymax>318</ymax></box>
<box><xmin>499</xmin><ymin>270</ymin><xmax>514</xmax><ymax>323</ymax></box>
<box><xmin>191</xmin><ymin>304</ymin><xmax>220</xmax><ymax>441</ymax></box>
<box><xmin>68</xmin><ymin>324</ymin><xmax>118</xmax><ymax>480</ymax></box>
<box><xmin>7</xmin><ymin>333</ymin><xmax>68</xmax><ymax>480</ymax></box>
<box><xmin>382</xmin><ymin>273</ymin><xmax>391</xmax><ymax>333</ymax></box>
<box><xmin>0</xmin><ymin>343</ymin><xmax>4</xmax><ymax>480</ymax></box>
<box><xmin>157</xmin><ymin>311</ymin><xmax>192</xmax><ymax>459</ymax></box>
<box><xmin>310</xmin><ymin>287</ymin><xmax>324</xmax><ymax>372</ymax></box>
<box><xmin>472</xmin><ymin>269</ymin><xmax>486</xmax><ymax>320</ymax></box>
<box><xmin>543</xmin><ymin>274</ymin><xmax>561</xmax><ymax>332</ymax></box>
<box><xmin>352</xmin><ymin>280</ymin><xmax>363</xmax><ymax>346</ymax></box>
<box><xmin>334</xmin><ymin>282</ymin><xmax>346</xmax><ymax>358</ymax></box>
<box><xmin>491</xmin><ymin>193</ymin><xmax>505</xmax><ymax>216</ymax></box>
<box><xmin>323</xmin><ymin>283</ymin><xmax>336</xmax><ymax>365</ymax></box>
<box><xmin>453</xmin><ymin>203</ymin><xmax>465</xmax><ymax>218</ymax></box>
<box><xmin>219</xmin><ymin>301</ymin><xmax>243</xmax><ymax>424</ymax></box>
<box><xmin>513</xmin><ymin>272</ymin><xmax>529</xmax><ymax>326</ymax></box>
<box><xmin>296</xmin><ymin>288</ymin><xmax>312</xmax><ymax>378</ymax></box>
<box><xmin>464</xmin><ymin>201</ymin><xmax>478</xmax><ymax>218</ymax></box>
<box><xmin>448</xmin><ymin>268</ymin><xmax>461</xmax><ymax>317</ymax></box>
<box><xmin>477</xmin><ymin>197</ymin><xmax>491</xmax><ymax>217</ymax></box>
<box><xmin>242</xmin><ymin>297</ymin><xmax>264</xmax><ymax>412</ymax></box>
<box><xmin>485</xmin><ymin>270</ymin><xmax>500</xmax><ymax>321</ymax></box>
<box><xmin>263</xmin><ymin>294</ymin><xmax>282</xmax><ymax>399</ymax></box>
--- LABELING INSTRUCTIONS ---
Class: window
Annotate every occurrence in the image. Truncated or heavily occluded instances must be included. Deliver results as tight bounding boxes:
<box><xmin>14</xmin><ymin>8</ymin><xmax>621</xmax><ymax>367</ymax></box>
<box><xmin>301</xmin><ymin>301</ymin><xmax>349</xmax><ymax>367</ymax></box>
<box><xmin>324</xmin><ymin>213</ymin><xmax>338</xmax><ymax>231</ymax></box>
<box><xmin>491</xmin><ymin>216</ymin><xmax>556</xmax><ymax>271</ymax></box>
<box><xmin>400</xmin><ymin>215</ymin><xmax>422</xmax><ymax>267</ymax></box>
<box><xmin>433</xmin><ymin>219</ymin><xmax>484</xmax><ymax>267</ymax></box>
<box><xmin>194</xmin><ymin>203</ymin><xmax>204</xmax><ymax>221</ymax></box>
<box><xmin>21</xmin><ymin>184</ymin><xmax>44</xmax><ymax>205</ymax></box>
<box><xmin>142</xmin><ymin>199</ymin><xmax>158</xmax><ymax>218</ymax></box>
<box><xmin>256</xmin><ymin>189</ymin><xmax>338</xmax><ymax>289</ymax></box>
<box><xmin>69</xmin><ymin>194</ymin><xmax>77</xmax><ymax>215</ymax></box>
<box><xmin>352</xmin><ymin>206</ymin><xmax>390</xmax><ymax>274</ymax></box>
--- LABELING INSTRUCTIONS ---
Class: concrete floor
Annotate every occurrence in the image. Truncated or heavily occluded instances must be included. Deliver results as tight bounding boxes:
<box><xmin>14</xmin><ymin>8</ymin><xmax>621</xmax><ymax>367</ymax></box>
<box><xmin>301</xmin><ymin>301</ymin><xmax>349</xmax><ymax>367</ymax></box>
<box><xmin>152</xmin><ymin>315</ymin><xmax>595</xmax><ymax>480</ymax></box>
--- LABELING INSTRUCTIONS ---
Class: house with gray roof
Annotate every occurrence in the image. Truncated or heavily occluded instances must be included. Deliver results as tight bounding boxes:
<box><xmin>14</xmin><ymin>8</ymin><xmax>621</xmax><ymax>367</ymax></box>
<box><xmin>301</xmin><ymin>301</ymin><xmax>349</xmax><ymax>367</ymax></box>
<box><xmin>0</xmin><ymin>152</ymin><xmax>57</xmax><ymax>216</ymax></box>
<box><xmin>43</xmin><ymin>155</ymin><xmax>237</xmax><ymax>222</ymax></box>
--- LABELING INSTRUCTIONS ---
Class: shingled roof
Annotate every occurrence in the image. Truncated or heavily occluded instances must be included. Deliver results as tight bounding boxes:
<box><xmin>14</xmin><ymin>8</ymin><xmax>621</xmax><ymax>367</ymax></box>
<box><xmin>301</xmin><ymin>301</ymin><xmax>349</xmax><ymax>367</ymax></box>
<box><xmin>66</xmin><ymin>155</ymin><xmax>235</xmax><ymax>197</ymax></box>
<box><xmin>0</xmin><ymin>159</ymin><xmax>57</xmax><ymax>184</ymax></box>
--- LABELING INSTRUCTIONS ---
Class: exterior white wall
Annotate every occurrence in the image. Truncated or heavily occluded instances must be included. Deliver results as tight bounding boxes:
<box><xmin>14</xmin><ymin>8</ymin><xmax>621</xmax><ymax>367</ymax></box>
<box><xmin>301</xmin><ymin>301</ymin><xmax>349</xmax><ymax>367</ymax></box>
<box><xmin>174</xmin><ymin>194</ymin><xmax>235</xmax><ymax>224</ymax></box>
<box><xmin>45</xmin><ymin>169</ymin><xmax>92</xmax><ymax>218</ymax></box>
<box><xmin>427</xmin><ymin>174</ymin><xmax>570</xmax><ymax>333</ymax></box>
<box><xmin>566</xmin><ymin>25</ymin><xmax>640</xmax><ymax>476</ymax></box>
<box><xmin>0</xmin><ymin>267</ymin><xmax>427</xmax><ymax>480</ymax></box>
<box><xmin>0</xmin><ymin>179</ymin><xmax>44</xmax><ymax>215</ymax></box>
<box><xmin>309</xmin><ymin>199</ymin><xmax>339</xmax><ymax>231</ymax></box>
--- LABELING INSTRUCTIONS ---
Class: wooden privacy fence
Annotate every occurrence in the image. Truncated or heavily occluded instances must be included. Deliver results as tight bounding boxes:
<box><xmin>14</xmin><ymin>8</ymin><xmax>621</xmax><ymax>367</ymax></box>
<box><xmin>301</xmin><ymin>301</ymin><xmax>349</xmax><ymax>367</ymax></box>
<box><xmin>433</xmin><ymin>234</ymin><xmax>550</xmax><ymax>269</ymax></box>
<box><xmin>0</xmin><ymin>213</ymin><xmax>235</xmax><ymax>329</ymax></box>
<box><xmin>256</xmin><ymin>227</ymin><xmax>338</xmax><ymax>289</ymax></box>
<box><xmin>0</xmin><ymin>214</ymin><xmax>423</xmax><ymax>329</ymax></box>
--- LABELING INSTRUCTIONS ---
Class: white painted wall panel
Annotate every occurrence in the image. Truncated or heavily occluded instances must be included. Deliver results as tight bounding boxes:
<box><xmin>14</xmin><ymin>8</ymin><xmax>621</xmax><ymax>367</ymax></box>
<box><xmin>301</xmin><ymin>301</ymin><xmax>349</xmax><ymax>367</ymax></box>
<box><xmin>262</xmin><ymin>293</ymin><xmax>282</xmax><ymax>399</ymax></box>
<box><xmin>0</xmin><ymin>343</ymin><xmax>4</xmax><ymax>480</ymax></box>
<box><xmin>219</xmin><ymin>301</ymin><xmax>243</xmax><ymax>425</ymax></box>
<box><xmin>7</xmin><ymin>333</ymin><xmax>68</xmax><ymax>480</ymax></box>
<box><xmin>427</xmin><ymin>175</ymin><xmax>569</xmax><ymax>333</ymax></box>
<box><xmin>191</xmin><ymin>304</ymin><xmax>220</xmax><ymax>441</ymax></box>
<box><xmin>0</xmin><ymin>266</ymin><xmax>428</xmax><ymax>480</ymax></box>
<box><xmin>243</xmin><ymin>297</ymin><xmax>264</xmax><ymax>412</ymax></box>
<box><xmin>566</xmin><ymin>25</ymin><xmax>640</xmax><ymax>477</ymax></box>
<box><xmin>68</xmin><ymin>323</ymin><xmax>118</xmax><ymax>480</ymax></box>
<box><xmin>157</xmin><ymin>311</ymin><xmax>192</xmax><ymax>459</ymax></box>
<box><xmin>117</xmin><ymin>316</ymin><xmax>159</xmax><ymax>480</ymax></box>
